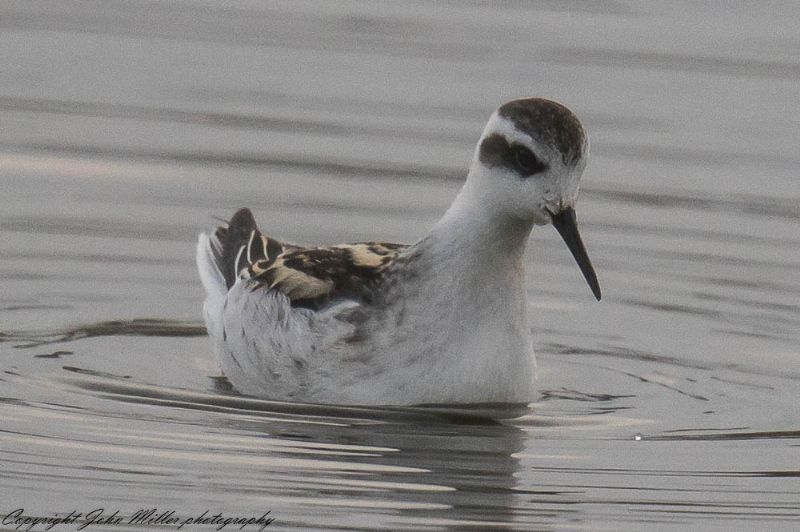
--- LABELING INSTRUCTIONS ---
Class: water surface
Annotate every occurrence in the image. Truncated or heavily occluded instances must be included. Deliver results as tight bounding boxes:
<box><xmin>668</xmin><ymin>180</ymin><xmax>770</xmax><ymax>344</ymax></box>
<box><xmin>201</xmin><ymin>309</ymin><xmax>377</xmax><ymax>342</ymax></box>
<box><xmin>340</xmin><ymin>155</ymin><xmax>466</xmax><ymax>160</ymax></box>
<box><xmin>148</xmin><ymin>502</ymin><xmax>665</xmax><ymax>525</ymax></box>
<box><xmin>2</xmin><ymin>1</ymin><xmax>800</xmax><ymax>530</ymax></box>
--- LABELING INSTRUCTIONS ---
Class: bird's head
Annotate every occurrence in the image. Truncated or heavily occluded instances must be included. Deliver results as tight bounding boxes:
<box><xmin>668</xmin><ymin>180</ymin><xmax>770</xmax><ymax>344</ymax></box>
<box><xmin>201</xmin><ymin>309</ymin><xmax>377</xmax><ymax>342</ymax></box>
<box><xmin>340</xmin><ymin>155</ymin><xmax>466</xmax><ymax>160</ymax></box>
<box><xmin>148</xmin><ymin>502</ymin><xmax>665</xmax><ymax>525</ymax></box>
<box><xmin>469</xmin><ymin>97</ymin><xmax>600</xmax><ymax>300</ymax></box>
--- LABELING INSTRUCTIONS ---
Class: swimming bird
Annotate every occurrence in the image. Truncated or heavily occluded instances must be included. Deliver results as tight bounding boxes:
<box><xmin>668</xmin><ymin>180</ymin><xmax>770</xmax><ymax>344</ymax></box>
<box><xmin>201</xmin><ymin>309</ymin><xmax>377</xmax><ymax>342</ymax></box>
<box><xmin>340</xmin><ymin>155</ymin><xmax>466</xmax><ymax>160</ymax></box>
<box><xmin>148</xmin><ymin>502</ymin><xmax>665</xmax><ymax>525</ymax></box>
<box><xmin>196</xmin><ymin>97</ymin><xmax>600</xmax><ymax>405</ymax></box>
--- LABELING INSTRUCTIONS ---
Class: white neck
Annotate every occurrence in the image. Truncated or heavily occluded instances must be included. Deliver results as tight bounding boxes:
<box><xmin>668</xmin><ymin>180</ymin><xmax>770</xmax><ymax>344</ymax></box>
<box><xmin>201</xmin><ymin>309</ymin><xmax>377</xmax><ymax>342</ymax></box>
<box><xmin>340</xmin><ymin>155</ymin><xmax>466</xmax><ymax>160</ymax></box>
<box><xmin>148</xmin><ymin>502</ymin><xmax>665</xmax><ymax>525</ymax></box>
<box><xmin>427</xmin><ymin>166</ymin><xmax>534</xmax><ymax>277</ymax></box>
<box><xmin>357</xmin><ymin>165</ymin><xmax>539</xmax><ymax>404</ymax></box>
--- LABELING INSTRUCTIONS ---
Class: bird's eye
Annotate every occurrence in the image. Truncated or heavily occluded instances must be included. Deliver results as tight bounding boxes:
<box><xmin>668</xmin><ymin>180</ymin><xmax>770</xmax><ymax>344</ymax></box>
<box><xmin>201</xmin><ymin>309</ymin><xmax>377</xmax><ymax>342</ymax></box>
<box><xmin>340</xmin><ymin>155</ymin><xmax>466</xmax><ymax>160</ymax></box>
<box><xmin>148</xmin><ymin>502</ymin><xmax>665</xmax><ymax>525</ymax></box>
<box><xmin>512</xmin><ymin>145</ymin><xmax>546</xmax><ymax>176</ymax></box>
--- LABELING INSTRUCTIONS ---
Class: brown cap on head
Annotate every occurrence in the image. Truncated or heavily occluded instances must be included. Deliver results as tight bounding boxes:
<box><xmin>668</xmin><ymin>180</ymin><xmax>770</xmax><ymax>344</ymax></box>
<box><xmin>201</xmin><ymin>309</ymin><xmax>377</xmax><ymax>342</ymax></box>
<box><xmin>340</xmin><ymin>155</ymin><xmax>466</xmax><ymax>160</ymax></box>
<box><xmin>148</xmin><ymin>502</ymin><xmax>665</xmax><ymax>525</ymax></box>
<box><xmin>497</xmin><ymin>98</ymin><xmax>587</xmax><ymax>166</ymax></box>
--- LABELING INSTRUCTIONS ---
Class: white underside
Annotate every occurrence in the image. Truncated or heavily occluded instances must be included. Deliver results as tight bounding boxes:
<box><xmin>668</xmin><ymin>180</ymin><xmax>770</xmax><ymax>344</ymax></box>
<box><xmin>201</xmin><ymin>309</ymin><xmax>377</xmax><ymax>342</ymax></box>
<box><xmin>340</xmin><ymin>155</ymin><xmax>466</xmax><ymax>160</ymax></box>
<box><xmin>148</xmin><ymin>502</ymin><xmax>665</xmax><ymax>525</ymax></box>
<box><xmin>196</xmin><ymin>227</ymin><xmax>537</xmax><ymax>406</ymax></box>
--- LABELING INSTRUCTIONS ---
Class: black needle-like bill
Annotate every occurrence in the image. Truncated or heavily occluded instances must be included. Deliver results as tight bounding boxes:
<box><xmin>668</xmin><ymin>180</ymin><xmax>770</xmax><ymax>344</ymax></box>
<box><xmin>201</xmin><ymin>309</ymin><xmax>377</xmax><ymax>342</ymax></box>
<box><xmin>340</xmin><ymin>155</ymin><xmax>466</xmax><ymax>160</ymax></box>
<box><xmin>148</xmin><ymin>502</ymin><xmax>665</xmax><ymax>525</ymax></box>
<box><xmin>550</xmin><ymin>207</ymin><xmax>601</xmax><ymax>301</ymax></box>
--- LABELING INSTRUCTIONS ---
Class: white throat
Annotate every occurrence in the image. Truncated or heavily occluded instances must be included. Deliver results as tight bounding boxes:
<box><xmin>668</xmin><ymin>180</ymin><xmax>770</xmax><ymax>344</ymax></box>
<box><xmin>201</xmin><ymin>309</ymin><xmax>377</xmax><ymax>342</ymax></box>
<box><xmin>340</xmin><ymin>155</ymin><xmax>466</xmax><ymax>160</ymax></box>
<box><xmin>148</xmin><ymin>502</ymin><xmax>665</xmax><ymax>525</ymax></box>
<box><xmin>387</xmin><ymin>165</ymin><xmax>537</xmax><ymax>403</ymax></box>
<box><xmin>429</xmin><ymin>164</ymin><xmax>535</xmax><ymax>269</ymax></box>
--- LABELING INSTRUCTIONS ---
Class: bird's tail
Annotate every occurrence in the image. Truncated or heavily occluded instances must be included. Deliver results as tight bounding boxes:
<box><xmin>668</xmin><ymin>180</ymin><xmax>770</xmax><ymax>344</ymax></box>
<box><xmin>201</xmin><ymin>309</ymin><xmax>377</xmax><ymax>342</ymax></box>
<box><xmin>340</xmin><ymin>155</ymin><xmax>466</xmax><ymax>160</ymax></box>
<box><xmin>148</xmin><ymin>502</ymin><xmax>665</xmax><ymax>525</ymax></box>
<box><xmin>196</xmin><ymin>208</ymin><xmax>263</xmax><ymax>339</ymax></box>
<box><xmin>196</xmin><ymin>229</ymin><xmax>227</xmax><ymax>340</ymax></box>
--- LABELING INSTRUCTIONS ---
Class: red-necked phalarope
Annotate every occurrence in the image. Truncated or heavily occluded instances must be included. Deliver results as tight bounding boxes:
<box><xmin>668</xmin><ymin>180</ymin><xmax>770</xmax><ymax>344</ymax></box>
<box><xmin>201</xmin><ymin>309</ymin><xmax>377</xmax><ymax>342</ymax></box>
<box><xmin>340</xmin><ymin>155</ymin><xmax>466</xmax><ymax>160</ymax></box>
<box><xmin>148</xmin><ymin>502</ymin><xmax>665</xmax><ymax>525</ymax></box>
<box><xmin>197</xmin><ymin>97</ymin><xmax>601</xmax><ymax>405</ymax></box>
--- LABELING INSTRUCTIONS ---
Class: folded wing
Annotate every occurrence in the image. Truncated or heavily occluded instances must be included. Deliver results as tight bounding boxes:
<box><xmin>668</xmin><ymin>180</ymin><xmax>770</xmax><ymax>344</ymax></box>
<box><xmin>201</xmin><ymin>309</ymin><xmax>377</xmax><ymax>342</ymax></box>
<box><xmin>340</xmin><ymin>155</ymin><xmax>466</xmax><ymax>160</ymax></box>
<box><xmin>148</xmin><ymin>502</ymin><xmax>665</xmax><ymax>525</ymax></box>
<box><xmin>215</xmin><ymin>208</ymin><xmax>407</xmax><ymax>309</ymax></box>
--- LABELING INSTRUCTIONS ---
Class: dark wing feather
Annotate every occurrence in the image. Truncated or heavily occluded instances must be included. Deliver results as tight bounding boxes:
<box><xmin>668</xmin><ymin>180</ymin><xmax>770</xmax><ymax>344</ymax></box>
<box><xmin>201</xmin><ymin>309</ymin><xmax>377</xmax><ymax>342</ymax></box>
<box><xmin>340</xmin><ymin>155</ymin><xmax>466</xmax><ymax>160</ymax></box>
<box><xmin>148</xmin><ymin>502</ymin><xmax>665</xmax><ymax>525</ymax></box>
<box><xmin>217</xmin><ymin>208</ymin><xmax>407</xmax><ymax>308</ymax></box>
<box><xmin>214</xmin><ymin>208</ymin><xmax>293</xmax><ymax>289</ymax></box>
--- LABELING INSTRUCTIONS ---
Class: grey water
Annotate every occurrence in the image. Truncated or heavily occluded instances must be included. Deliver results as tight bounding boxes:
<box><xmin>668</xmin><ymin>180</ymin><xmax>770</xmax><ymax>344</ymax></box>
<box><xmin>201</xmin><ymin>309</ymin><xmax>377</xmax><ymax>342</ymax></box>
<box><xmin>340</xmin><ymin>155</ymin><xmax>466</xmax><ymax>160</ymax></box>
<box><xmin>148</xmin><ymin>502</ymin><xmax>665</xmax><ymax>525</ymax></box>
<box><xmin>2</xmin><ymin>1</ymin><xmax>800</xmax><ymax>530</ymax></box>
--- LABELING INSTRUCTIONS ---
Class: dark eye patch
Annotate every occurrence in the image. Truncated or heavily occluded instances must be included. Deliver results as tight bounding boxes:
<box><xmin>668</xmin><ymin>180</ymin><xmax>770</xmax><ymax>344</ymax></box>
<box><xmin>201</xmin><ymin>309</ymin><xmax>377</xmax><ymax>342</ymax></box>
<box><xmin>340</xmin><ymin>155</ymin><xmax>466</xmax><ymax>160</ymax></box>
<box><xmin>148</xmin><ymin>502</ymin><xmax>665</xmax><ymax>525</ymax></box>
<box><xmin>479</xmin><ymin>134</ymin><xmax>548</xmax><ymax>177</ymax></box>
<box><xmin>511</xmin><ymin>145</ymin><xmax>546</xmax><ymax>176</ymax></box>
